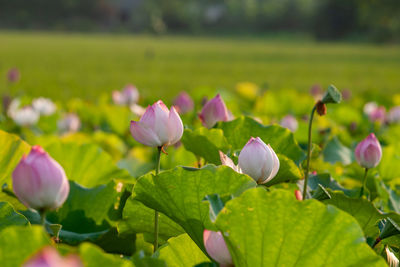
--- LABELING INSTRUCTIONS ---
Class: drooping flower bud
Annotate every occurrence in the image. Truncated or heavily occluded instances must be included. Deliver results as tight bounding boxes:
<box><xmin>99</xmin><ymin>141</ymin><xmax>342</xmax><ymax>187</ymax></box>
<box><xmin>203</xmin><ymin>230</ymin><xmax>233</xmax><ymax>267</ymax></box>
<box><xmin>316</xmin><ymin>101</ymin><xmax>327</xmax><ymax>116</ymax></box>
<box><xmin>280</xmin><ymin>115</ymin><xmax>298</xmax><ymax>132</ymax></box>
<box><xmin>199</xmin><ymin>94</ymin><xmax>230</xmax><ymax>128</ymax></box>
<box><xmin>32</xmin><ymin>97</ymin><xmax>57</xmax><ymax>116</ymax></box>
<box><xmin>355</xmin><ymin>133</ymin><xmax>382</xmax><ymax>169</ymax></box>
<box><xmin>23</xmin><ymin>247</ymin><xmax>82</xmax><ymax>267</ymax></box>
<box><xmin>238</xmin><ymin>137</ymin><xmax>280</xmax><ymax>184</ymax></box>
<box><xmin>57</xmin><ymin>113</ymin><xmax>81</xmax><ymax>133</ymax></box>
<box><xmin>12</xmin><ymin>146</ymin><xmax>70</xmax><ymax>210</ymax></box>
<box><xmin>7</xmin><ymin>67</ymin><xmax>20</xmax><ymax>83</ymax></box>
<box><xmin>173</xmin><ymin>92</ymin><xmax>194</xmax><ymax>114</ymax></box>
<box><xmin>388</xmin><ymin>106</ymin><xmax>400</xmax><ymax>124</ymax></box>
<box><xmin>130</xmin><ymin>100</ymin><xmax>183</xmax><ymax>147</ymax></box>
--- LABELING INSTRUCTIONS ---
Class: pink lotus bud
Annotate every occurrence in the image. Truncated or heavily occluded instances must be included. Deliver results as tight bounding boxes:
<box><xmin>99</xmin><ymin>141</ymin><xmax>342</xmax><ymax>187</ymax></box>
<box><xmin>294</xmin><ymin>190</ymin><xmax>303</xmax><ymax>201</ymax></box>
<box><xmin>173</xmin><ymin>92</ymin><xmax>194</xmax><ymax>114</ymax></box>
<box><xmin>280</xmin><ymin>115</ymin><xmax>298</xmax><ymax>132</ymax></box>
<box><xmin>203</xmin><ymin>230</ymin><xmax>233</xmax><ymax>266</ymax></box>
<box><xmin>368</xmin><ymin>106</ymin><xmax>386</xmax><ymax>123</ymax></box>
<box><xmin>199</xmin><ymin>94</ymin><xmax>229</xmax><ymax>128</ymax></box>
<box><xmin>12</xmin><ymin>146</ymin><xmax>70</xmax><ymax>210</ymax></box>
<box><xmin>57</xmin><ymin>113</ymin><xmax>81</xmax><ymax>133</ymax></box>
<box><xmin>388</xmin><ymin>106</ymin><xmax>400</xmax><ymax>124</ymax></box>
<box><xmin>355</xmin><ymin>133</ymin><xmax>382</xmax><ymax>169</ymax></box>
<box><xmin>130</xmin><ymin>100</ymin><xmax>183</xmax><ymax>147</ymax></box>
<box><xmin>23</xmin><ymin>247</ymin><xmax>82</xmax><ymax>267</ymax></box>
<box><xmin>219</xmin><ymin>151</ymin><xmax>241</xmax><ymax>173</ymax></box>
<box><xmin>238</xmin><ymin>137</ymin><xmax>280</xmax><ymax>184</ymax></box>
<box><xmin>7</xmin><ymin>67</ymin><xmax>20</xmax><ymax>83</ymax></box>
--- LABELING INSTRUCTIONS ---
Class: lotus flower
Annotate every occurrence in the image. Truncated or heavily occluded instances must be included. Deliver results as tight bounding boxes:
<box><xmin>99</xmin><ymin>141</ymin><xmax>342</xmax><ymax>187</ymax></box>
<box><xmin>10</xmin><ymin>106</ymin><xmax>40</xmax><ymax>126</ymax></box>
<box><xmin>12</xmin><ymin>146</ymin><xmax>70</xmax><ymax>210</ymax></box>
<box><xmin>238</xmin><ymin>137</ymin><xmax>280</xmax><ymax>184</ymax></box>
<box><xmin>32</xmin><ymin>97</ymin><xmax>56</xmax><ymax>116</ymax></box>
<box><xmin>280</xmin><ymin>115</ymin><xmax>298</xmax><ymax>132</ymax></box>
<box><xmin>173</xmin><ymin>92</ymin><xmax>194</xmax><ymax>114</ymax></box>
<box><xmin>57</xmin><ymin>113</ymin><xmax>81</xmax><ymax>133</ymax></box>
<box><xmin>199</xmin><ymin>94</ymin><xmax>230</xmax><ymax>128</ymax></box>
<box><xmin>7</xmin><ymin>67</ymin><xmax>20</xmax><ymax>83</ymax></box>
<box><xmin>203</xmin><ymin>230</ymin><xmax>233</xmax><ymax>267</ymax></box>
<box><xmin>112</xmin><ymin>84</ymin><xmax>139</xmax><ymax>106</ymax></box>
<box><xmin>388</xmin><ymin>106</ymin><xmax>400</xmax><ymax>124</ymax></box>
<box><xmin>23</xmin><ymin>247</ymin><xmax>82</xmax><ymax>267</ymax></box>
<box><xmin>130</xmin><ymin>100</ymin><xmax>183</xmax><ymax>147</ymax></box>
<box><xmin>355</xmin><ymin>133</ymin><xmax>382</xmax><ymax>169</ymax></box>
<box><xmin>219</xmin><ymin>137</ymin><xmax>280</xmax><ymax>184</ymax></box>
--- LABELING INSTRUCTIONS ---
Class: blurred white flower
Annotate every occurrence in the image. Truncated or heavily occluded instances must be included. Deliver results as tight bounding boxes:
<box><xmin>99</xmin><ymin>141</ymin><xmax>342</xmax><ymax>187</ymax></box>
<box><xmin>57</xmin><ymin>113</ymin><xmax>81</xmax><ymax>133</ymax></box>
<box><xmin>363</xmin><ymin>102</ymin><xmax>378</xmax><ymax>116</ymax></box>
<box><xmin>11</xmin><ymin>106</ymin><xmax>40</xmax><ymax>126</ymax></box>
<box><xmin>32</xmin><ymin>97</ymin><xmax>56</xmax><ymax>116</ymax></box>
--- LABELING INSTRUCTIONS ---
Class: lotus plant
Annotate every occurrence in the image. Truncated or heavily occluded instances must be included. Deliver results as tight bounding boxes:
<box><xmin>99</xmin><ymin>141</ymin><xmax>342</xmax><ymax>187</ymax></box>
<box><xmin>23</xmin><ymin>247</ymin><xmax>82</xmax><ymax>267</ymax></box>
<box><xmin>220</xmin><ymin>137</ymin><xmax>280</xmax><ymax>184</ymax></box>
<box><xmin>203</xmin><ymin>230</ymin><xmax>233</xmax><ymax>267</ymax></box>
<box><xmin>199</xmin><ymin>94</ymin><xmax>231</xmax><ymax>128</ymax></box>
<box><xmin>280</xmin><ymin>114</ymin><xmax>298</xmax><ymax>132</ymax></box>
<box><xmin>355</xmin><ymin>133</ymin><xmax>382</xmax><ymax>197</ymax></box>
<box><xmin>173</xmin><ymin>91</ymin><xmax>194</xmax><ymax>114</ymax></box>
<box><xmin>12</xmin><ymin>145</ymin><xmax>70</xmax><ymax>224</ymax></box>
<box><xmin>130</xmin><ymin>100</ymin><xmax>183</xmax><ymax>251</ymax></box>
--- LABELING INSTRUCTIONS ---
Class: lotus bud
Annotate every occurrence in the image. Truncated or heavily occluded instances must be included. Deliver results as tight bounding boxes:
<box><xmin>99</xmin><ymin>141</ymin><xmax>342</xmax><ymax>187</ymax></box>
<box><xmin>203</xmin><ymin>230</ymin><xmax>233</xmax><ymax>267</ymax></box>
<box><xmin>280</xmin><ymin>115</ymin><xmax>298</xmax><ymax>132</ymax></box>
<box><xmin>238</xmin><ymin>137</ymin><xmax>280</xmax><ymax>184</ymax></box>
<box><xmin>173</xmin><ymin>92</ymin><xmax>194</xmax><ymax>114</ymax></box>
<box><xmin>7</xmin><ymin>67</ymin><xmax>20</xmax><ymax>83</ymax></box>
<box><xmin>295</xmin><ymin>190</ymin><xmax>303</xmax><ymax>201</ymax></box>
<box><xmin>23</xmin><ymin>247</ymin><xmax>82</xmax><ymax>267</ymax></box>
<box><xmin>388</xmin><ymin>106</ymin><xmax>400</xmax><ymax>124</ymax></box>
<box><xmin>12</xmin><ymin>146</ymin><xmax>70</xmax><ymax>210</ymax></box>
<box><xmin>355</xmin><ymin>133</ymin><xmax>382</xmax><ymax>169</ymax></box>
<box><xmin>199</xmin><ymin>94</ymin><xmax>229</xmax><ymax>128</ymax></box>
<box><xmin>32</xmin><ymin>97</ymin><xmax>56</xmax><ymax>116</ymax></box>
<box><xmin>57</xmin><ymin>113</ymin><xmax>81</xmax><ymax>133</ymax></box>
<box><xmin>368</xmin><ymin>106</ymin><xmax>386</xmax><ymax>123</ymax></box>
<box><xmin>130</xmin><ymin>100</ymin><xmax>183</xmax><ymax>147</ymax></box>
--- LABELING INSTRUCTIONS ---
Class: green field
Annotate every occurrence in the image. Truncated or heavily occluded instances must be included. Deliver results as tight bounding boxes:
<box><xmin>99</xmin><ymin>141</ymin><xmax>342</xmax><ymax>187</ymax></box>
<box><xmin>0</xmin><ymin>31</ymin><xmax>399</xmax><ymax>101</ymax></box>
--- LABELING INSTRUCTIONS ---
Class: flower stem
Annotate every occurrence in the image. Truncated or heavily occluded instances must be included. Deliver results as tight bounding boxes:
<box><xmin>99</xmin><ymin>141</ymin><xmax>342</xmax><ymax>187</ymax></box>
<box><xmin>153</xmin><ymin>146</ymin><xmax>162</xmax><ymax>252</ymax></box>
<box><xmin>39</xmin><ymin>208</ymin><xmax>47</xmax><ymax>230</ymax></box>
<box><xmin>360</xmin><ymin>168</ymin><xmax>369</xmax><ymax>198</ymax></box>
<box><xmin>302</xmin><ymin>104</ymin><xmax>317</xmax><ymax>200</ymax></box>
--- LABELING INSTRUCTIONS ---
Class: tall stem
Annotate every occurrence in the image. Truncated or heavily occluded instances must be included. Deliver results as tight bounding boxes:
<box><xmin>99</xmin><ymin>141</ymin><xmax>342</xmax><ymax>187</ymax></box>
<box><xmin>302</xmin><ymin>105</ymin><xmax>317</xmax><ymax>200</ymax></box>
<box><xmin>153</xmin><ymin>146</ymin><xmax>162</xmax><ymax>252</ymax></box>
<box><xmin>360</xmin><ymin>168</ymin><xmax>369</xmax><ymax>198</ymax></box>
<box><xmin>39</xmin><ymin>208</ymin><xmax>47</xmax><ymax>230</ymax></box>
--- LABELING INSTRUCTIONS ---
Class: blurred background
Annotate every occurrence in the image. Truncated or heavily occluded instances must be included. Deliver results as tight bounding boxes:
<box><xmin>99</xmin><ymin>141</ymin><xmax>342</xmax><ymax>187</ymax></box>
<box><xmin>0</xmin><ymin>0</ymin><xmax>399</xmax><ymax>100</ymax></box>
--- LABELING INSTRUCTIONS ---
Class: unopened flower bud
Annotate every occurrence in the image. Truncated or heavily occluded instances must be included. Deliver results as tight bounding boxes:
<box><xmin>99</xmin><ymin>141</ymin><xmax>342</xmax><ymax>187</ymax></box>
<box><xmin>130</xmin><ymin>100</ymin><xmax>183</xmax><ymax>147</ymax></box>
<box><xmin>173</xmin><ymin>92</ymin><xmax>194</xmax><ymax>114</ymax></box>
<box><xmin>295</xmin><ymin>190</ymin><xmax>303</xmax><ymax>201</ymax></box>
<box><xmin>238</xmin><ymin>137</ymin><xmax>280</xmax><ymax>184</ymax></box>
<box><xmin>203</xmin><ymin>230</ymin><xmax>233</xmax><ymax>266</ymax></box>
<box><xmin>355</xmin><ymin>133</ymin><xmax>382</xmax><ymax>169</ymax></box>
<box><xmin>23</xmin><ymin>247</ymin><xmax>82</xmax><ymax>267</ymax></box>
<box><xmin>316</xmin><ymin>101</ymin><xmax>327</xmax><ymax>116</ymax></box>
<box><xmin>12</xmin><ymin>146</ymin><xmax>70</xmax><ymax>210</ymax></box>
<box><xmin>199</xmin><ymin>94</ymin><xmax>230</xmax><ymax>128</ymax></box>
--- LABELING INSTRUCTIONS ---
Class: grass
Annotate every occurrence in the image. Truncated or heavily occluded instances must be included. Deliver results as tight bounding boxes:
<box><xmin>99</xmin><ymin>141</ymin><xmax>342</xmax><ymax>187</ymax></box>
<box><xmin>0</xmin><ymin>31</ymin><xmax>399</xmax><ymax>101</ymax></box>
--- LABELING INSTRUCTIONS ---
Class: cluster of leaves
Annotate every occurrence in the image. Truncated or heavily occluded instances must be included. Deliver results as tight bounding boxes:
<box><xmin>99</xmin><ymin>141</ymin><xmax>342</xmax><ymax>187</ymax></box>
<box><xmin>1</xmin><ymin>86</ymin><xmax>400</xmax><ymax>266</ymax></box>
